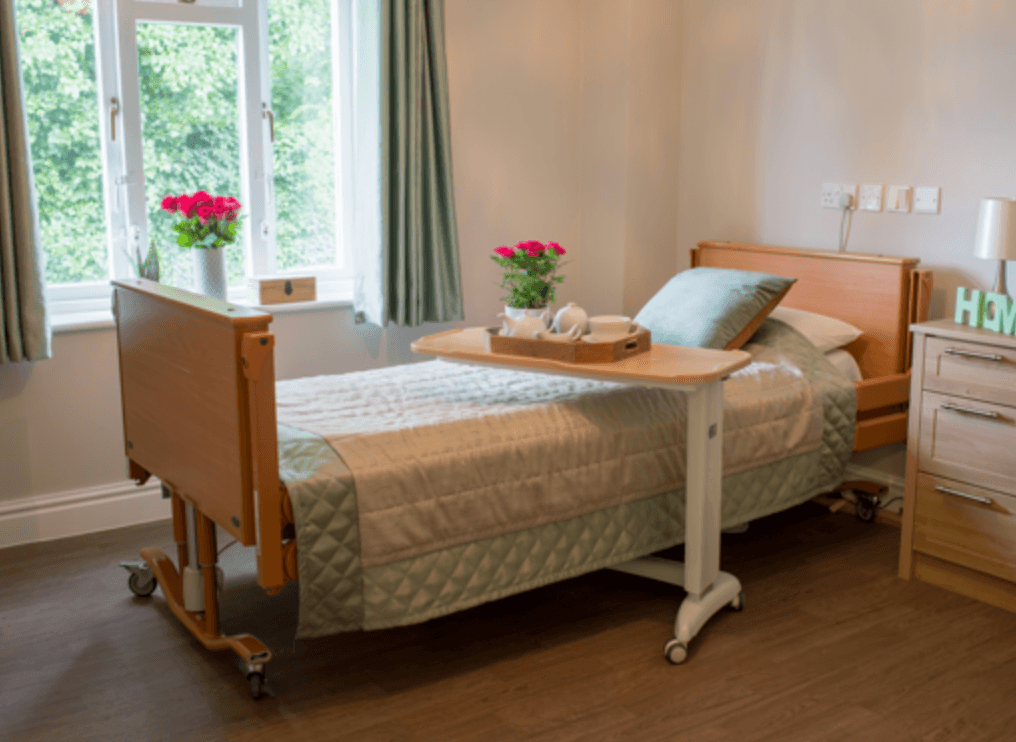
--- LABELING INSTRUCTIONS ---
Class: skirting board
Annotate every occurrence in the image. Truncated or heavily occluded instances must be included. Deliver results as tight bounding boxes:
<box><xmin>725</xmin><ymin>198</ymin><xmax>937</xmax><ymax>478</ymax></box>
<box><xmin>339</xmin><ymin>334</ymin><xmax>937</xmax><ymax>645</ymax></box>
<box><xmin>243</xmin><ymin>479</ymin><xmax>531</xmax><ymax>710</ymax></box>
<box><xmin>0</xmin><ymin>479</ymin><xmax>169</xmax><ymax>550</ymax></box>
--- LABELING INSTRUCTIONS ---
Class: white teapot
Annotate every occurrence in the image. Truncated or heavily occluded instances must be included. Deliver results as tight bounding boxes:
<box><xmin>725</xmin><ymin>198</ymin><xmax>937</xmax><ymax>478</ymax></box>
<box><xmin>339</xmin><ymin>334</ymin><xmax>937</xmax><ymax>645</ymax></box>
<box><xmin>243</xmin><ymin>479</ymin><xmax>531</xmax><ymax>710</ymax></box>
<box><xmin>498</xmin><ymin>312</ymin><xmax>550</xmax><ymax>339</ymax></box>
<box><xmin>553</xmin><ymin>302</ymin><xmax>588</xmax><ymax>335</ymax></box>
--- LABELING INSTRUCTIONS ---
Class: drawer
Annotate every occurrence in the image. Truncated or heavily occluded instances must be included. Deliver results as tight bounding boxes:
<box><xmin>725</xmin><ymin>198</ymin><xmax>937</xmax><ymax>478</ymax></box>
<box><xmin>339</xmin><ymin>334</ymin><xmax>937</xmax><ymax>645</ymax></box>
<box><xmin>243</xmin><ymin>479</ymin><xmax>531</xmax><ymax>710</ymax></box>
<box><xmin>923</xmin><ymin>336</ymin><xmax>1016</xmax><ymax>407</ymax></box>
<box><xmin>918</xmin><ymin>391</ymin><xmax>1016</xmax><ymax>494</ymax></box>
<box><xmin>913</xmin><ymin>472</ymin><xmax>1016</xmax><ymax>583</ymax></box>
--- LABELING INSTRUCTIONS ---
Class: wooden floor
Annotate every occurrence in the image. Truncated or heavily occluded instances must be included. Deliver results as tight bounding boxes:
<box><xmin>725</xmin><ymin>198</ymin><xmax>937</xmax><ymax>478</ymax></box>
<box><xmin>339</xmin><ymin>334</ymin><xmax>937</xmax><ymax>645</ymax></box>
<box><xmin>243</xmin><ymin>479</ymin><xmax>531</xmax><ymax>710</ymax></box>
<box><xmin>3</xmin><ymin>503</ymin><xmax>1015</xmax><ymax>742</ymax></box>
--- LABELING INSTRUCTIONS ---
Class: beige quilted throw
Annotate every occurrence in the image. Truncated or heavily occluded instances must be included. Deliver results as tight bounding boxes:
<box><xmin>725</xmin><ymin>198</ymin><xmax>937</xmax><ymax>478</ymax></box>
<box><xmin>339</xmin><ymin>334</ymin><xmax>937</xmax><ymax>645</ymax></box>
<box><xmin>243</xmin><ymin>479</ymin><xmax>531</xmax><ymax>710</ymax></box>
<box><xmin>276</xmin><ymin>344</ymin><xmax>822</xmax><ymax>570</ymax></box>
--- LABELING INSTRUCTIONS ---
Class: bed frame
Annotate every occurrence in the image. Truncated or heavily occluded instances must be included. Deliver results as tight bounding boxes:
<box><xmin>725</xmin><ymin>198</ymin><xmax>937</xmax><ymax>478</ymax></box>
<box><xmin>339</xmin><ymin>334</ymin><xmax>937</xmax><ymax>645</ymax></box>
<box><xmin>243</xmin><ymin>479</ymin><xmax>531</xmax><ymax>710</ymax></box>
<box><xmin>112</xmin><ymin>241</ymin><xmax>931</xmax><ymax>694</ymax></box>
<box><xmin>693</xmin><ymin>241</ymin><xmax>932</xmax><ymax>452</ymax></box>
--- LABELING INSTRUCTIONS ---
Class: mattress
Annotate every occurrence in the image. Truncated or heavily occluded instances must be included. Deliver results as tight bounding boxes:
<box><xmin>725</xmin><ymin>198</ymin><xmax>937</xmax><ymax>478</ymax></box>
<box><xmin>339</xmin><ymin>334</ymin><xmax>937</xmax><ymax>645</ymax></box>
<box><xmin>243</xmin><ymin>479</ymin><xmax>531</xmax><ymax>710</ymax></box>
<box><xmin>276</xmin><ymin>319</ymin><xmax>857</xmax><ymax>638</ymax></box>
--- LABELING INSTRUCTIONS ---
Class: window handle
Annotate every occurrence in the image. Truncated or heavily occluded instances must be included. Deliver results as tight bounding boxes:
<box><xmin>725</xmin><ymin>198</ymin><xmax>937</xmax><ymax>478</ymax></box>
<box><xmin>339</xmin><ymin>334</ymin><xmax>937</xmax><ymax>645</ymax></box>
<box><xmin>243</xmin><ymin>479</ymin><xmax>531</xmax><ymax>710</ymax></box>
<box><xmin>263</xmin><ymin>104</ymin><xmax>275</xmax><ymax>143</ymax></box>
<box><xmin>110</xmin><ymin>97</ymin><xmax>120</xmax><ymax>141</ymax></box>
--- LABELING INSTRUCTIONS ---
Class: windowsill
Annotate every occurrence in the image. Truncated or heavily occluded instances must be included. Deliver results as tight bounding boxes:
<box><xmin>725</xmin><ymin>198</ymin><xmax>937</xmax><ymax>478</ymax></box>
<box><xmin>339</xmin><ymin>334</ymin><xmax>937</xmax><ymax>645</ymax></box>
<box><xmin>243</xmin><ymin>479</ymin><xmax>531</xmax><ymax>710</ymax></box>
<box><xmin>51</xmin><ymin>294</ymin><xmax>355</xmax><ymax>336</ymax></box>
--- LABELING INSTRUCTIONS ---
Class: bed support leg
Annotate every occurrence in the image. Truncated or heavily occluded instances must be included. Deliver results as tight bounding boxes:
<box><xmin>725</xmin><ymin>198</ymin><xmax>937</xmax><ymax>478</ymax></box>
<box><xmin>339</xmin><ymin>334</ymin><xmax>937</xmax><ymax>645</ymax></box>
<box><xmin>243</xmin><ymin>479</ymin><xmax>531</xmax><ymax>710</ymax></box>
<box><xmin>132</xmin><ymin>496</ymin><xmax>274</xmax><ymax>697</ymax></box>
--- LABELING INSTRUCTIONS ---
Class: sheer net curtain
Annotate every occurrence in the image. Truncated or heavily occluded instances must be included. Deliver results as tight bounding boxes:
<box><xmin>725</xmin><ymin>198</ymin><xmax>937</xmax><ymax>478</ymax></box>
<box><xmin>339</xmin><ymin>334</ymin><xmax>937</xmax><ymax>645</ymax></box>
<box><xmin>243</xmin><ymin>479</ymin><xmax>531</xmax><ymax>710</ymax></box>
<box><xmin>1</xmin><ymin>0</ymin><xmax>50</xmax><ymax>363</ymax></box>
<box><xmin>350</xmin><ymin>0</ymin><xmax>464</xmax><ymax>328</ymax></box>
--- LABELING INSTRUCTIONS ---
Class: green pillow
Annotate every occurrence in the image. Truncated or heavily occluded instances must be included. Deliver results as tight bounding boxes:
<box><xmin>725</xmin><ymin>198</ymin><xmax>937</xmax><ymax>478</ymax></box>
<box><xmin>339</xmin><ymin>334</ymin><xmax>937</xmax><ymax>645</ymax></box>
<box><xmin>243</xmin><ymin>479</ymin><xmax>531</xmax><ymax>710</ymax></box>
<box><xmin>634</xmin><ymin>267</ymin><xmax>796</xmax><ymax>349</ymax></box>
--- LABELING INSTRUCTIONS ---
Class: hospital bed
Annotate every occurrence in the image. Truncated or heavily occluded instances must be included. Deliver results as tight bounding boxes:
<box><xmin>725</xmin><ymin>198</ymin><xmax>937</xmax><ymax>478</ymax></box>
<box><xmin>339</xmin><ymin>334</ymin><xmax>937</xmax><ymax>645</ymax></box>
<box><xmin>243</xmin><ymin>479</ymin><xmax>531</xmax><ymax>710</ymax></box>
<box><xmin>112</xmin><ymin>241</ymin><xmax>930</xmax><ymax>697</ymax></box>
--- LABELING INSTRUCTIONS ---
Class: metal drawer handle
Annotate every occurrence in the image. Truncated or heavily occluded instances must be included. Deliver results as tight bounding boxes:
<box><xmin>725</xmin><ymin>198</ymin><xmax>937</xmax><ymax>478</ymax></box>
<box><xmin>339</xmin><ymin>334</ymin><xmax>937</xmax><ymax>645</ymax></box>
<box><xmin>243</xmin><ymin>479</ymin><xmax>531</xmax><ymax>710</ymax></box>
<box><xmin>941</xmin><ymin>403</ymin><xmax>1000</xmax><ymax>419</ymax></box>
<box><xmin>944</xmin><ymin>347</ymin><xmax>1004</xmax><ymax>362</ymax></box>
<box><xmin>934</xmin><ymin>485</ymin><xmax>994</xmax><ymax>506</ymax></box>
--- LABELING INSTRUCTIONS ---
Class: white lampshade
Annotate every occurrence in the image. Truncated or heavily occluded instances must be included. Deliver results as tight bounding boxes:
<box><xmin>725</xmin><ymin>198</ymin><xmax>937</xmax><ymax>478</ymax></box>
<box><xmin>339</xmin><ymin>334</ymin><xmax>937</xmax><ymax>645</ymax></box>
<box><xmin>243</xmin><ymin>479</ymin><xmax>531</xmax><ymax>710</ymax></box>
<box><xmin>974</xmin><ymin>197</ymin><xmax>1016</xmax><ymax>261</ymax></box>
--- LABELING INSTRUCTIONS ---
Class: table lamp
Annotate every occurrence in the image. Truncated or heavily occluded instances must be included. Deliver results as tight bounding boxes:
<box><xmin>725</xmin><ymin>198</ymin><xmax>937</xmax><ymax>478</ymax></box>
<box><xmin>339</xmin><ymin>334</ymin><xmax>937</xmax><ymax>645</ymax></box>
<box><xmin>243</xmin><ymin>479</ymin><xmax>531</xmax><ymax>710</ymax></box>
<box><xmin>974</xmin><ymin>196</ymin><xmax>1016</xmax><ymax>296</ymax></box>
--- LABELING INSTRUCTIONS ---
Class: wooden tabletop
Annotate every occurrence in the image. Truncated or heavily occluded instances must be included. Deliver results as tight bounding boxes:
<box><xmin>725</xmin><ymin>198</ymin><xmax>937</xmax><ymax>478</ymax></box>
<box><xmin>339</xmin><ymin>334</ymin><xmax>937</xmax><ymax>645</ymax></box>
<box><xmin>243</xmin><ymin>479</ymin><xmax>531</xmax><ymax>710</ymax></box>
<box><xmin>911</xmin><ymin>318</ymin><xmax>1016</xmax><ymax>349</ymax></box>
<box><xmin>411</xmin><ymin>328</ymin><xmax>752</xmax><ymax>385</ymax></box>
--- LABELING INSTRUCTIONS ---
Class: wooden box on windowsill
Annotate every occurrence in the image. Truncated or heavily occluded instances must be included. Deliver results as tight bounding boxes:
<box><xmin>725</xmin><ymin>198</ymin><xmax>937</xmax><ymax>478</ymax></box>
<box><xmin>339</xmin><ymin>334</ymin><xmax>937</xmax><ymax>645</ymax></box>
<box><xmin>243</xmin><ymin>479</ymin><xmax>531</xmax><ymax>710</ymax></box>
<box><xmin>248</xmin><ymin>276</ymin><xmax>316</xmax><ymax>305</ymax></box>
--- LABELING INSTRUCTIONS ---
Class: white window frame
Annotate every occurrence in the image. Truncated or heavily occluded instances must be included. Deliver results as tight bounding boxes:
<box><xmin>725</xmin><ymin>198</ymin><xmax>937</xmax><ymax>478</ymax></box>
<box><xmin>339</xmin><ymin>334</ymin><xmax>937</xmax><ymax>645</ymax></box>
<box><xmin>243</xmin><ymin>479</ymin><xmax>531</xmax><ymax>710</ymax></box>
<box><xmin>43</xmin><ymin>0</ymin><xmax>354</xmax><ymax>318</ymax></box>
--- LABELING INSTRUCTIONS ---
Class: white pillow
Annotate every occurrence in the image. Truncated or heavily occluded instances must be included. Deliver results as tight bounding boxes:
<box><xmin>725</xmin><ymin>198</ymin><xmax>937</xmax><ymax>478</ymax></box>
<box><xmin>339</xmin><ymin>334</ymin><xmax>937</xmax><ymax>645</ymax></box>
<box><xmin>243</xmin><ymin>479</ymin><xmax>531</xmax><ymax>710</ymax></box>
<box><xmin>769</xmin><ymin>306</ymin><xmax>863</xmax><ymax>353</ymax></box>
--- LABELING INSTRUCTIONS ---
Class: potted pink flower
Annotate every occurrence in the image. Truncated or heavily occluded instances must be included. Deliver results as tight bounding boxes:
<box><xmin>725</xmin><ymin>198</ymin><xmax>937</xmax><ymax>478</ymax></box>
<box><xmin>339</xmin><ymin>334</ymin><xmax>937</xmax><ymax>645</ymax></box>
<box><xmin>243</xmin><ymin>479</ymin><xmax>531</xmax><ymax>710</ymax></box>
<box><xmin>491</xmin><ymin>240</ymin><xmax>566</xmax><ymax>310</ymax></box>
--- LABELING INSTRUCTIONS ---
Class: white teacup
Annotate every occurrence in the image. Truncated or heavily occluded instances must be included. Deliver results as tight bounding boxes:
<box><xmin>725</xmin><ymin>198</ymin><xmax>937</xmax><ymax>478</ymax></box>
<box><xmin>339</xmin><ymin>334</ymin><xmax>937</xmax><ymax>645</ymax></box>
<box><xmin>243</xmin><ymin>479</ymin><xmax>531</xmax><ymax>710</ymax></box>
<box><xmin>587</xmin><ymin>315</ymin><xmax>636</xmax><ymax>339</ymax></box>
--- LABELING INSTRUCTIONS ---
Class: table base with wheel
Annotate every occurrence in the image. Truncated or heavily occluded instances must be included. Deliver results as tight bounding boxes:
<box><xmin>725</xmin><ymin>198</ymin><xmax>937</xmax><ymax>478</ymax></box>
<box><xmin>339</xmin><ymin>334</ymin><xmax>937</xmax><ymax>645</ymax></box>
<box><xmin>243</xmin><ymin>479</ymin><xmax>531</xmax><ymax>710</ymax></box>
<box><xmin>411</xmin><ymin>328</ymin><xmax>752</xmax><ymax>662</ymax></box>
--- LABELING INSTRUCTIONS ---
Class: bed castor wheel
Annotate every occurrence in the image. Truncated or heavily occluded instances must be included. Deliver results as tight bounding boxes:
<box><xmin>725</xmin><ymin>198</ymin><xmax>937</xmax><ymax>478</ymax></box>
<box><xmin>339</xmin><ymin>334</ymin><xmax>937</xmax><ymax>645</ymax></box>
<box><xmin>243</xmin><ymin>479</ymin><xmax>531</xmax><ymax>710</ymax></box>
<box><xmin>128</xmin><ymin>571</ymin><xmax>158</xmax><ymax>597</ymax></box>
<box><xmin>855</xmin><ymin>495</ymin><xmax>877</xmax><ymax>523</ymax></box>
<box><xmin>122</xmin><ymin>562</ymin><xmax>157</xmax><ymax>597</ymax></box>
<box><xmin>727</xmin><ymin>591</ymin><xmax>745</xmax><ymax>612</ymax></box>
<box><xmin>664</xmin><ymin>639</ymin><xmax>688</xmax><ymax>665</ymax></box>
<box><xmin>247</xmin><ymin>671</ymin><xmax>266</xmax><ymax>699</ymax></box>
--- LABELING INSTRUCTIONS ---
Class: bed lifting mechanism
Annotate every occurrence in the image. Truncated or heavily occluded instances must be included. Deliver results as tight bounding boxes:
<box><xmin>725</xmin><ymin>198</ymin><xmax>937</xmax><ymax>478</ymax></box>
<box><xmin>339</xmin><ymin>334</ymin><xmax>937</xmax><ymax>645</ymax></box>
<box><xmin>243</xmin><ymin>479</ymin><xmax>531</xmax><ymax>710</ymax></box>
<box><xmin>121</xmin><ymin>485</ymin><xmax>273</xmax><ymax>699</ymax></box>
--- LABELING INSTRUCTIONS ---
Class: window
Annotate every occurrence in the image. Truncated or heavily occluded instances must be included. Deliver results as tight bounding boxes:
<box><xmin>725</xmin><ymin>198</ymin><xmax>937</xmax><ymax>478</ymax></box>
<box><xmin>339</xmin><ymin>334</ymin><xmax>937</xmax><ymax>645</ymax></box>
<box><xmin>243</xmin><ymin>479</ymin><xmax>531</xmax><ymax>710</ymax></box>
<box><xmin>15</xmin><ymin>0</ymin><xmax>354</xmax><ymax>316</ymax></box>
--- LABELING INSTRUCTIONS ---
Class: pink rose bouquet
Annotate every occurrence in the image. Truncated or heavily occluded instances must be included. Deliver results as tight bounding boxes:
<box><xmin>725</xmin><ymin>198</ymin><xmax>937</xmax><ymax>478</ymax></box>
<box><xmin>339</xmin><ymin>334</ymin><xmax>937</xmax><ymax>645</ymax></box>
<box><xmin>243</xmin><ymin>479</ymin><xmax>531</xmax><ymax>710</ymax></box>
<box><xmin>491</xmin><ymin>240</ymin><xmax>566</xmax><ymax>308</ymax></box>
<box><xmin>161</xmin><ymin>191</ymin><xmax>243</xmax><ymax>249</ymax></box>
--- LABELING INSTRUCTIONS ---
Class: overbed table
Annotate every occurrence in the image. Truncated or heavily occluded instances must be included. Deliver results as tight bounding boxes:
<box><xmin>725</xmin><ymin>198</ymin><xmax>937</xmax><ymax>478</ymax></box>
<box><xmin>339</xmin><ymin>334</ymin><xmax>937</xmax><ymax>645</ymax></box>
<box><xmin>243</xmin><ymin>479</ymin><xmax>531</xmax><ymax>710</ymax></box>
<box><xmin>411</xmin><ymin>327</ymin><xmax>752</xmax><ymax>663</ymax></box>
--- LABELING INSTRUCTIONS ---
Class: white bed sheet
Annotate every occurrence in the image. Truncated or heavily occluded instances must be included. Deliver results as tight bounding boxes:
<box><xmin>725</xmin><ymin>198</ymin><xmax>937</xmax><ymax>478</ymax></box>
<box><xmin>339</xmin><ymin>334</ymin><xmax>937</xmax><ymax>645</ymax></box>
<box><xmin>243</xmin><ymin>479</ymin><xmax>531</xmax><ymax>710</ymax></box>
<box><xmin>824</xmin><ymin>348</ymin><xmax>863</xmax><ymax>383</ymax></box>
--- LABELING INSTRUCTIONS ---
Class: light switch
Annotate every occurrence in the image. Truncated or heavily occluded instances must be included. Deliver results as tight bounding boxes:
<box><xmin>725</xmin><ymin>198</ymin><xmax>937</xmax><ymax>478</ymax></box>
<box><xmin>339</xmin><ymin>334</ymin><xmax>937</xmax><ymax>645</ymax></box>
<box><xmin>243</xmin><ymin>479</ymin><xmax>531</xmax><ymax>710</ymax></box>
<box><xmin>914</xmin><ymin>186</ymin><xmax>941</xmax><ymax>214</ymax></box>
<box><xmin>886</xmin><ymin>185</ymin><xmax>911</xmax><ymax>213</ymax></box>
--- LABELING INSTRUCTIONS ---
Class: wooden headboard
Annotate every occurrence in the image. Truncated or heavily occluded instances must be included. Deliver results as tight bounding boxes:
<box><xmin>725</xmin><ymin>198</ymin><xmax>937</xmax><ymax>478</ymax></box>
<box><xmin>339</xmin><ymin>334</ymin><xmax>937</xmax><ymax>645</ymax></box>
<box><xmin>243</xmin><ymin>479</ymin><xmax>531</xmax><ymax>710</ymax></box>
<box><xmin>693</xmin><ymin>241</ymin><xmax>932</xmax><ymax>380</ymax></box>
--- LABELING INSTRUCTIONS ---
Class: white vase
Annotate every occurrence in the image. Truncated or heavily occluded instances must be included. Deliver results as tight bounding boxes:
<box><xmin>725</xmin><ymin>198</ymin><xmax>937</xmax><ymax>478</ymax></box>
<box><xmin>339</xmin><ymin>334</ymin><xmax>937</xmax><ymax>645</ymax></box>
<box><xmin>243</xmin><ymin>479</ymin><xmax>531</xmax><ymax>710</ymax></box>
<box><xmin>192</xmin><ymin>247</ymin><xmax>227</xmax><ymax>300</ymax></box>
<box><xmin>502</xmin><ymin>305</ymin><xmax>551</xmax><ymax>334</ymax></box>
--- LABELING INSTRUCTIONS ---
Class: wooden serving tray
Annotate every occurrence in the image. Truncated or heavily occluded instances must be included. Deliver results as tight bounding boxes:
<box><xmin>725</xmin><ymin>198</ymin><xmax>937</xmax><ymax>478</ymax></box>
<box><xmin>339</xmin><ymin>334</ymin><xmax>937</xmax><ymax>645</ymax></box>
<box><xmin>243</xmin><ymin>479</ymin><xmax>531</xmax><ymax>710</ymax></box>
<box><xmin>484</xmin><ymin>326</ymin><xmax>651</xmax><ymax>364</ymax></box>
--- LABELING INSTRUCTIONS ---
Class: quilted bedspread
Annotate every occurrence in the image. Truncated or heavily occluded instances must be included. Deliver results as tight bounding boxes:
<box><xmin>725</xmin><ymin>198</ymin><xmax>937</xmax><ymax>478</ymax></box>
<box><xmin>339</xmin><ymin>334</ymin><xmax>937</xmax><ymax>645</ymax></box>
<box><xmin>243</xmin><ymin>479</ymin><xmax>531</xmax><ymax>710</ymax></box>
<box><xmin>276</xmin><ymin>319</ymin><xmax>856</xmax><ymax>638</ymax></box>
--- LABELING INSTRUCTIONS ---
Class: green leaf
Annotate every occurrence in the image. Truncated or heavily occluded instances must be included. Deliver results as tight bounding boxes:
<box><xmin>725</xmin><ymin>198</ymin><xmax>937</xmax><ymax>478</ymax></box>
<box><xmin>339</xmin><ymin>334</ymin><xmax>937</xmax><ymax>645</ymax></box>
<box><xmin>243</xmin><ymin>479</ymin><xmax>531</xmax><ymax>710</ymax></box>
<box><xmin>177</xmin><ymin>233</ymin><xmax>193</xmax><ymax>247</ymax></box>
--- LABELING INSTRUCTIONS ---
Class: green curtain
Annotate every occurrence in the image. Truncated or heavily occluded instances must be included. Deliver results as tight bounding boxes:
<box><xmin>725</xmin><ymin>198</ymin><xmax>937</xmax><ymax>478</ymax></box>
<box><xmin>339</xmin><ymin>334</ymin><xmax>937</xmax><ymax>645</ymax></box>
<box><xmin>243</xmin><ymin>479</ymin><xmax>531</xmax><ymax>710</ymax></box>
<box><xmin>0</xmin><ymin>0</ymin><xmax>50</xmax><ymax>363</ymax></box>
<box><xmin>358</xmin><ymin>0</ymin><xmax>463</xmax><ymax>328</ymax></box>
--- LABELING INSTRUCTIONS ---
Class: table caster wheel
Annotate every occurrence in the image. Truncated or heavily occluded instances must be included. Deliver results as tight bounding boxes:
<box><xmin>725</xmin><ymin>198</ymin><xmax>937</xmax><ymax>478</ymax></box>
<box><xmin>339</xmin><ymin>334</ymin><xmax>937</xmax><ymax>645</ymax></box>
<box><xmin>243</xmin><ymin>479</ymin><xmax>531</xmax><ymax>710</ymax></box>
<box><xmin>127</xmin><ymin>571</ymin><xmax>157</xmax><ymax>598</ymax></box>
<box><xmin>664</xmin><ymin>639</ymin><xmax>688</xmax><ymax>665</ymax></box>
<box><xmin>247</xmin><ymin>672</ymin><xmax>266</xmax><ymax>699</ymax></box>
<box><xmin>728</xmin><ymin>591</ymin><xmax>745</xmax><ymax>612</ymax></box>
<box><xmin>855</xmin><ymin>496</ymin><xmax>877</xmax><ymax>523</ymax></box>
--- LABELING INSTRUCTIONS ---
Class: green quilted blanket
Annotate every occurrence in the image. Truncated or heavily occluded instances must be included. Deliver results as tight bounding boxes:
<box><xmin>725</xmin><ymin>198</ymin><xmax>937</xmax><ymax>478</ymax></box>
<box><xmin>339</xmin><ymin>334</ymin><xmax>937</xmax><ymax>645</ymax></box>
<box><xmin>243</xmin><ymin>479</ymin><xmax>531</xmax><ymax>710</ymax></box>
<box><xmin>278</xmin><ymin>319</ymin><xmax>856</xmax><ymax>638</ymax></box>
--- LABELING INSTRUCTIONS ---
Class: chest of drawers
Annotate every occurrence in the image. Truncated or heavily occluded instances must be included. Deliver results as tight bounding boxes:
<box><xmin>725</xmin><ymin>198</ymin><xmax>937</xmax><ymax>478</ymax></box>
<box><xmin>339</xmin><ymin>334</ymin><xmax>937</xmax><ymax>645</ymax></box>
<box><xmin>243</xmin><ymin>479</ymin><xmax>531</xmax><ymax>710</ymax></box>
<box><xmin>900</xmin><ymin>320</ymin><xmax>1016</xmax><ymax>611</ymax></box>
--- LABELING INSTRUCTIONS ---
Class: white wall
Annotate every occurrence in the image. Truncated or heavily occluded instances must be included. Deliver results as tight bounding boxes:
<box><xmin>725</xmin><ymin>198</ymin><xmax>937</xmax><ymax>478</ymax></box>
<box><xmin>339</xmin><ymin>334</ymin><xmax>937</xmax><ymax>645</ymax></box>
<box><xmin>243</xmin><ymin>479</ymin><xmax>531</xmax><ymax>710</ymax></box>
<box><xmin>677</xmin><ymin>0</ymin><xmax>1016</xmax><ymax>318</ymax></box>
<box><xmin>0</xmin><ymin>1</ymin><xmax>682</xmax><ymax>533</ymax></box>
<box><xmin>0</xmin><ymin>312</ymin><xmax>449</xmax><ymax>504</ymax></box>
<box><xmin>16</xmin><ymin>0</ymin><xmax>1011</xmax><ymax>520</ymax></box>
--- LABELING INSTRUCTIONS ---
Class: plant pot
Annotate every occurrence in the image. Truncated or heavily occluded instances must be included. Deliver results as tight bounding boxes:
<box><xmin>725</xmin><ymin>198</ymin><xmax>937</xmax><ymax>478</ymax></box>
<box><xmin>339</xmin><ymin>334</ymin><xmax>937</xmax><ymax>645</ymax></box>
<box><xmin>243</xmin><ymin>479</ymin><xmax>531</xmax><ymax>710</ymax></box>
<box><xmin>192</xmin><ymin>247</ymin><xmax>227</xmax><ymax>300</ymax></box>
<box><xmin>501</xmin><ymin>304</ymin><xmax>551</xmax><ymax>334</ymax></box>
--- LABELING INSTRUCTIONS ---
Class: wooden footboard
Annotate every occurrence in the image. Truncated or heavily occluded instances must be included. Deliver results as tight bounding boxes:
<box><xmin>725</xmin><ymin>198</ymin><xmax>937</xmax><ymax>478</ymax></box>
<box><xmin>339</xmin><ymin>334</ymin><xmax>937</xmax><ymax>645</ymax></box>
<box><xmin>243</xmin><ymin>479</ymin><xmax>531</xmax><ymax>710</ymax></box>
<box><xmin>112</xmin><ymin>279</ymin><xmax>290</xmax><ymax>592</ymax></box>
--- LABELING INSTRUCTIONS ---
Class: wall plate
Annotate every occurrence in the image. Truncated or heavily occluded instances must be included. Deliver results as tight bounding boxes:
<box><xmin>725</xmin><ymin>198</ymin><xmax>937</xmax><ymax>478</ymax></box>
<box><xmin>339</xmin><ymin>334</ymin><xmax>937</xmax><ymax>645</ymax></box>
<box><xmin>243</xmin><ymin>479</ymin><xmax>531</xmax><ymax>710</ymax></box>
<box><xmin>886</xmin><ymin>185</ymin><xmax>911</xmax><ymax>213</ymax></box>
<box><xmin>914</xmin><ymin>186</ymin><xmax>941</xmax><ymax>214</ymax></box>
<box><xmin>859</xmin><ymin>184</ymin><xmax>883</xmax><ymax>212</ymax></box>
<box><xmin>821</xmin><ymin>182</ymin><xmax>858</xmax><ymax>209</ymax></box>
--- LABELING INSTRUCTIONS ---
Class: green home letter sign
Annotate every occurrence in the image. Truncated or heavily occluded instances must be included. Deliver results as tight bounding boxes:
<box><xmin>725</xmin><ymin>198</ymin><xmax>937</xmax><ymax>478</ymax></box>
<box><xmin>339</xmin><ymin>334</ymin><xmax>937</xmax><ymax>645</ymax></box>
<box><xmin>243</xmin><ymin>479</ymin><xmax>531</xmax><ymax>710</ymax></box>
<box><xmin>955</xmin><ymin>287</ymin><xmax>1016</xmax><ymax>335</ymax></box>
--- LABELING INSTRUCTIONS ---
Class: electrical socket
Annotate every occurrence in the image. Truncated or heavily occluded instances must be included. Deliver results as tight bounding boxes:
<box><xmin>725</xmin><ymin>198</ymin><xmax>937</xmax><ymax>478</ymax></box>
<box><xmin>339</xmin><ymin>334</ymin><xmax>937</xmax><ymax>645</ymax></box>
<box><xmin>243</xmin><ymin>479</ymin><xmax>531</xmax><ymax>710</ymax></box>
<box><xmin>821</xmin><ymin>182</ymin><xmax>858</xmax><ymax>209</ymax></box>
<box><xmin>859</xmin><ymin>184</ymin><xmax>883</xmax><ymax>212</ymax></box>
